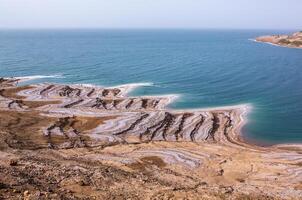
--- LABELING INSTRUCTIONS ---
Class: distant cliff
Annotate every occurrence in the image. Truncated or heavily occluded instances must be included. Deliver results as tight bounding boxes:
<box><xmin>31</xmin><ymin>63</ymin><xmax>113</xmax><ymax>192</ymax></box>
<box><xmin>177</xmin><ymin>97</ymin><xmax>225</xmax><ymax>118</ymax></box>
<box><xmin>256</xmin><ymin>31</ymin><xmax>302</xmax><ymax>48</ymax></box>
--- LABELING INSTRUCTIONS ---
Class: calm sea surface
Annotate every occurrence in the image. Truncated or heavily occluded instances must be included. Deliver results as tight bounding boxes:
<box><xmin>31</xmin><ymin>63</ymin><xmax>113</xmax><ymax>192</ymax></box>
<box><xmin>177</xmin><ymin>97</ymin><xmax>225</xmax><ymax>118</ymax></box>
<box><xmin>0</xmin><ymin>29</ymin><xmax>301</xmax><ymax>145</ymax></box>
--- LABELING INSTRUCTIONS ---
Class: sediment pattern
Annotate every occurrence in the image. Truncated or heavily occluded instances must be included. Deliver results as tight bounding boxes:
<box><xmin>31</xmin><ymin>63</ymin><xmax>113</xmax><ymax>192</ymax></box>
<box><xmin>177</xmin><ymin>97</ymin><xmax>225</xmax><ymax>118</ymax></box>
<box><xmin>2</xmin><ymin>81</ymin><xmax>244</xmax><ymax>146</ymax></box>
<box><xmin>0</xmin><ymin>77</ymin><xmax>302</xmax><ymax>200</ymax></box>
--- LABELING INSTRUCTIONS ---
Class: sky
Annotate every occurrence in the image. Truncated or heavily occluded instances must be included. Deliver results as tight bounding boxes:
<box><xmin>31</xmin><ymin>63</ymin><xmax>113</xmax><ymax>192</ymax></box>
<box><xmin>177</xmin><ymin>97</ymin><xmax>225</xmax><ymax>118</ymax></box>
<box><xmin>0</xmin><ymin>0</ymin><xmax>301</xmax><ymax>29</ymax></box>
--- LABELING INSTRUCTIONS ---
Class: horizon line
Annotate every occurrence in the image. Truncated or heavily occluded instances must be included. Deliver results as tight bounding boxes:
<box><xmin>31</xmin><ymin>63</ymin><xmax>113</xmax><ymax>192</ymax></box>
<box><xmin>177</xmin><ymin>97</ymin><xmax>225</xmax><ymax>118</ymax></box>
<box><xmin>0</xmin><ymin>27</ymin><xmax>300</xmax><ymax>31</ymax></box>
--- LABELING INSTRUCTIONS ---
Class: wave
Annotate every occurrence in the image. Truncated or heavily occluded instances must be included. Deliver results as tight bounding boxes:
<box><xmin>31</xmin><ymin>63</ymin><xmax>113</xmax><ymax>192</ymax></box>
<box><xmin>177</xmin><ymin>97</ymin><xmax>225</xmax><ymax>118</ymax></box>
<box><xmin>107</xmin><ymin>82</ymin><xmax>154</xmax><ymax>94</ymax></box>
<box><xmin>73</xmin><ymin>83</ymin><xmax>101</xmax><ymax>88</ymax></box>
<box><xmin>74</xmin><ymin>82</ymin><xmax>154</xmax><ymax>90</ymax></box>
<box><xmin>109</xmin><ymin>82</ymin><xmax>154</xmax><ymax>88</ymax></box>
<box><xmin>15</xmin><ymin>75</ymin><xmax>65</xmax><ymax>82</ymax></box>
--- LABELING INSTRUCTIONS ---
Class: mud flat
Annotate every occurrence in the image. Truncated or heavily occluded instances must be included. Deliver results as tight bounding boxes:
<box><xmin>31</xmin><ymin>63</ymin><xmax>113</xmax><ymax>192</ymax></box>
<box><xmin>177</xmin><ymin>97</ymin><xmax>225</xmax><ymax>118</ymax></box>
<box><xmin>255</xmin><ymin>31</ymin><xmax>302</xmax><ymax>49</ymax></box>
<box><xmin>0</xmin><ymin>77</ymin><xmax>302</xmax><ymax>200</ymax></box>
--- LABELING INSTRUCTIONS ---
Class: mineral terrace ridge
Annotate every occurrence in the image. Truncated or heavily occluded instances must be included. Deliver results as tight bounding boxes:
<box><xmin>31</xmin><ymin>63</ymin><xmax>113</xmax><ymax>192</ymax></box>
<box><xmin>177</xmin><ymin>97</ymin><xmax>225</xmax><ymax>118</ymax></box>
<box><xmin>0</xmin><ymin>77</ymin><xmax>302</xmax><ymax>200</ymax></box>
<box><xmin>256</xmin><ymin>31</ymin><xmax>302</xmax><ymax>48</ymax></box>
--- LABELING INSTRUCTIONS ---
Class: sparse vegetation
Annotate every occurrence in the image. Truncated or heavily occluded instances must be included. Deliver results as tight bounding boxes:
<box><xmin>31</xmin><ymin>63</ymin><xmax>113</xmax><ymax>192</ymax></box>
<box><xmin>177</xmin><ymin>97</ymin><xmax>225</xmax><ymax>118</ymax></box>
<box><xmin>278</xmin><ymin>39</ymin><xmax>290</xmax><ymax>44</ymax></box>
<box><xmin>292</xmin><ymin>40</ymin><xmax>302</xmax><ymax>46</ymax></box>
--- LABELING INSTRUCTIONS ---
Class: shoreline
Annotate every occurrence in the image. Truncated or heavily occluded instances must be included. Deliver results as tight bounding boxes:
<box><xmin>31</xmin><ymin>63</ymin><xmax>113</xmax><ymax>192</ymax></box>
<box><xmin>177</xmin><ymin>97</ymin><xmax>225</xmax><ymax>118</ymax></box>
<box><xmin>3</xmin><ymin>76</ymin><xmax>299</xmax><ymax>148</ymax></box>
<box><xmin>1</xmin><ymin>76</ymin><xmax>251</xmax><ymax>146</ymax></box>
<box><xmin>251</xmin><ymin>38</ymin><xmax>302</xmax><ymax>49</ymax></box>
<box><xmin>3</xmin><ymin>76</ymin><xmax>295</xmax><ymax>147</ymax></box>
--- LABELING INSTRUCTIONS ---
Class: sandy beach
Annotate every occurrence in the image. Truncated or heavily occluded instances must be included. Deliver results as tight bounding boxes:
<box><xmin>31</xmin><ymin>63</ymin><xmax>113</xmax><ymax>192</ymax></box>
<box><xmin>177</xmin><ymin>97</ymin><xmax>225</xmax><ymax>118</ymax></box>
<box><xmin>0</xmin><ymin>77</ymin><xmax>302</xmax><ymax>199</ymax></box>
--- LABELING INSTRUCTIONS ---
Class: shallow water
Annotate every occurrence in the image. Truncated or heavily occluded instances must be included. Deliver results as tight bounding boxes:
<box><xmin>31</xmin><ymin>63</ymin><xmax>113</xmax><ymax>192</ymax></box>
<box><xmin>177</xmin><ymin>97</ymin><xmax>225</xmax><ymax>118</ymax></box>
<box><xmin>0</xmin><ymin>29</ymin><xmax>301</xmax><ymax>145</ymax></box>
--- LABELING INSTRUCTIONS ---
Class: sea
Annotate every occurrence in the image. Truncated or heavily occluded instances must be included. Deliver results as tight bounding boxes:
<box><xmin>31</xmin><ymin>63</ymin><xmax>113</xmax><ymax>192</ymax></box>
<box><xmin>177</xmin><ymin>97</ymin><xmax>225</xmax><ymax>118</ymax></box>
<box><xmin>0</xmin><ymin>29</ymin><xmax>301</xmax><ymax>145</ymax></box>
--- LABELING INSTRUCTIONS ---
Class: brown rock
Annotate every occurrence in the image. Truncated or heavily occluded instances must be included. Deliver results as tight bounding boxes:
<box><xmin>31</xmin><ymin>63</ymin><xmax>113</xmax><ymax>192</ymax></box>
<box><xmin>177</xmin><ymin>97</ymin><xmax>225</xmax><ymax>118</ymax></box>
<box><xmin>9</xmin><ymin>159</ymin><xmax>18</xmax><ymax>166</ymax></box>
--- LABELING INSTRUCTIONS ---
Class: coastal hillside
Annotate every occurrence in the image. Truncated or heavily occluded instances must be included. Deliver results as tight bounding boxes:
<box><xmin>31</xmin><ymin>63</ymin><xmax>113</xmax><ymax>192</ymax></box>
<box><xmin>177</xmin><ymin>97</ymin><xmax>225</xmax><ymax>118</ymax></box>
<box><xmin>256</xmin><ymin>31</ymin><xmax>302</xmax><ymax>48</ymax></box>
<box><xmin>1</xmin><ymin>77</ymin><xmax>302</xmax><ymax>200</ymax></box>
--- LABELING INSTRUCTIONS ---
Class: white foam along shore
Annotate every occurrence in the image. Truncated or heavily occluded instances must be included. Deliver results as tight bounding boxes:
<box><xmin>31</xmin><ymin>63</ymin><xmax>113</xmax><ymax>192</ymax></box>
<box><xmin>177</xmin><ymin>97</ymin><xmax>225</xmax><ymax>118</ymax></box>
<box><xmin>72</xmin><ymin>82</ymin><xmax>153</xmax><ymax>90</ymax></box>
<box><xmin>13</xmin><ymin>76</ymin><xmax>158</xmax><ymax>97</ymax></box>
<box><xmin>67</xmin><ymin>82</ymin><xmax>154</xmax><ymax>95</ymax></box>
<box><xmin>250</xmin><ymin>38</ymin><xmax>302</xmax><ymax>49</ymax></box>
<box><xmin>249</xmin><ymin>38</ymin><xmax>282</xmax><ymax>47</ymax></box>
<box><xmin>15</xmin><ymin>75</ymin><xmax>65</xmax><ymax>83</ymax></box>
<box><xmin>107</xmin><ymin>82</ymin><xmax>154</xmax><ymax>94</ymax></box>
<box><xmin>171</xmin><ymin>103</ymin><xmax>252</xmax><ymax>113</ymax></box>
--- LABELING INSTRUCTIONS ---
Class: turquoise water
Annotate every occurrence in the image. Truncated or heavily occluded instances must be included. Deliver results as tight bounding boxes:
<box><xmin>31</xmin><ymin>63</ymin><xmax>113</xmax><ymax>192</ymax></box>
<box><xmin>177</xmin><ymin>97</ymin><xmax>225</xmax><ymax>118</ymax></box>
<box><xmin>0</xmin><ymin>29</ymin><xmax>301</xmax><ymax>145</ymax></box>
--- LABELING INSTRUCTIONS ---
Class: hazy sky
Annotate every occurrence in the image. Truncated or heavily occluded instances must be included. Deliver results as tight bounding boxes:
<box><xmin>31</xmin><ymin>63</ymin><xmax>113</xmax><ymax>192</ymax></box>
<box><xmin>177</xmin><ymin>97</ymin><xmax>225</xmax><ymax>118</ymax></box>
<box><xmin>0</xmin><ymin>0</ymin><xmax>301</xmax><ymax>29</ymax></box>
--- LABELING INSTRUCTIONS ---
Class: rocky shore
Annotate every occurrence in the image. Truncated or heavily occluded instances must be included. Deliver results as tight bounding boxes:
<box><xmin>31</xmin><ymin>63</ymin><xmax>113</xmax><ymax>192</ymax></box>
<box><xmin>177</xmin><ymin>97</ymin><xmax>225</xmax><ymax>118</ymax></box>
<box><xmin>0</xmin><ymin>77</ymin><xmax>302</xmax><ymax>199</ymax></box>
<box><xmin>256</xmin><ymin>31</ymin><xmax>302</xmax><ymax>48</ymax></box>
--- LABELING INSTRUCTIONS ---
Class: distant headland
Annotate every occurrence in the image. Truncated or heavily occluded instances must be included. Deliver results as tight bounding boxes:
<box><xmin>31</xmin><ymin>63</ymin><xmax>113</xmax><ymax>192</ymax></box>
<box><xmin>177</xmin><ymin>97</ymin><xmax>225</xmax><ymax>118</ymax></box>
<box><xmin>255</xmin><ymin>31</ymin><xmax>302</xmax><ymax>49</ymax></box>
